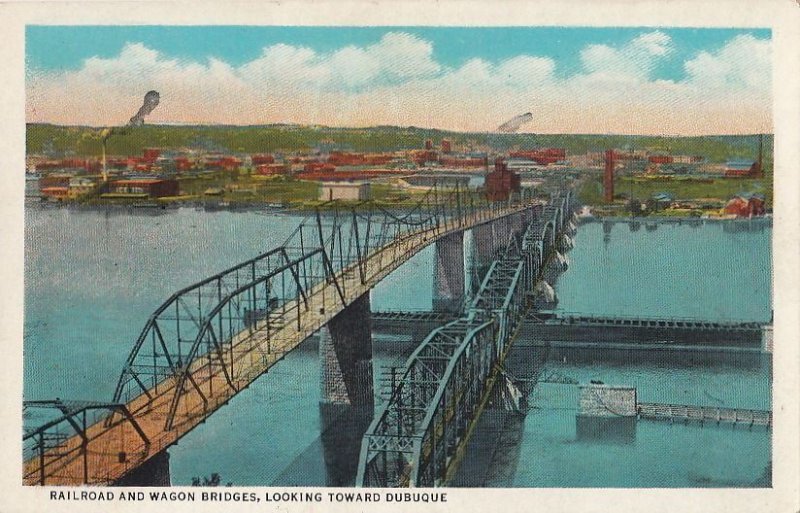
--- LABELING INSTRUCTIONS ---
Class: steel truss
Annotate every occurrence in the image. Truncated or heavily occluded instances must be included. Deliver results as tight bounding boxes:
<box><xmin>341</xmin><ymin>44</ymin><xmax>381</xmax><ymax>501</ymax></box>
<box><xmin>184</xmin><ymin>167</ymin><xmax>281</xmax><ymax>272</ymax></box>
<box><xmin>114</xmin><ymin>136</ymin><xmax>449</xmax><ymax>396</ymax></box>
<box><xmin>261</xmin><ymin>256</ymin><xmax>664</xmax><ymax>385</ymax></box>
<box><xmin>356</xmin><ymin>190</ymin><xmax>574</xmax><ymax>487</ymax></box>
<box><xmin>23</xmin><ymin>400</ymin><xmax>149</xmax><ymax>485</ymax></box>
<box><xmin>104</xmin><ymin>183</ymin><xmax>537</xmax><ymax>432</ymax></box>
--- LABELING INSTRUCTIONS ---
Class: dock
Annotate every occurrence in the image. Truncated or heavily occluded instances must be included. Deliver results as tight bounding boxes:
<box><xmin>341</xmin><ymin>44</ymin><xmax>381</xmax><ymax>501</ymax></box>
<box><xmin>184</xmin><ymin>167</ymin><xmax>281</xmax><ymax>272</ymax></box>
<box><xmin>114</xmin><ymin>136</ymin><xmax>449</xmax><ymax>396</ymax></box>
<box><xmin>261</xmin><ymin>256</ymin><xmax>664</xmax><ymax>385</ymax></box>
<box><xmin>520</xmin><ymin>312</ymin><xmax>766</xmax><ymax>348</ymax></box>
<box><xmin>637</xmin><ymin>402</ymin><xmax>771</xmax><ymax>428</ymax></box>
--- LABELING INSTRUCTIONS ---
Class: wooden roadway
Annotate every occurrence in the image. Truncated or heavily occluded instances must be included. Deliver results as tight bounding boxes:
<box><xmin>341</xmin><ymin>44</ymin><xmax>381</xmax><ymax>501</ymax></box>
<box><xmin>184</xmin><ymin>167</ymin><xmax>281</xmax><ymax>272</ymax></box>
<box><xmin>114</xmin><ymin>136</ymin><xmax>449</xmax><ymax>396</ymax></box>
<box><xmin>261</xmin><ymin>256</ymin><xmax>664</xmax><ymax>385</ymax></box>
<box><xmin>24</xmin><ymin>202</ymin><xmax>536</xmax><ymax>486</ymax></box>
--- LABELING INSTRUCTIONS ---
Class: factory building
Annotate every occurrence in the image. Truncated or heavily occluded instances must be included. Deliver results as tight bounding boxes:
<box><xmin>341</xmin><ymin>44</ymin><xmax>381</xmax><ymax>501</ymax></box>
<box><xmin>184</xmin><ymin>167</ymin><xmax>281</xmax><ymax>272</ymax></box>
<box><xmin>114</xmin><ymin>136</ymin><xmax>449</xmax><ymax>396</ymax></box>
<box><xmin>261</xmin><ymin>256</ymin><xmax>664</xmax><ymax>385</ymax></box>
<box><xmin>484</xmin><ymin>158</ymin><xmax>520</xmax><ymax>202</ymax></box>
<box><xmin>319</xmin><ymin>182</ymin><xmax>371</xmax><ymax>202</ymax></box>
<box><xmin>106</xmin><ymin>179</ymin><xmax>180</xmax><ymax>198</ymax></box>
<box><xmin>251</xmin><ymin>154</ymin><xmax>275</xmax><ymax>166</ymax></box>
<box><xmin>256</xmin><ymin>163</ymin><xmax>291</xmax><ymax>176</ymax></box>
<box><xmin>509</xmin><ymin>148</ymin><xmax>566</xmax><ymax>165</ymax></box>
<box><xmin>725</xmin><ymin>160</ymin><xmax>760</xmax><ymax>177</ymax></box>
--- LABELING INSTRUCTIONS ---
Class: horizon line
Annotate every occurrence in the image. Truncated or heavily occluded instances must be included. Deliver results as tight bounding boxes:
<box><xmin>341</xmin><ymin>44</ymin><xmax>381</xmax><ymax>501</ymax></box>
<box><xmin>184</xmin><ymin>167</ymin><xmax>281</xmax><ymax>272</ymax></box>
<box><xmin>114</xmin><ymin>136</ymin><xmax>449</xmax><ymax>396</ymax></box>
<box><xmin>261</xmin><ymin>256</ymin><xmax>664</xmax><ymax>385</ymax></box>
<box><xmin>25</xmin><ymin>122</ymin><xmax>773</xmax><ymax>139</ymax></box>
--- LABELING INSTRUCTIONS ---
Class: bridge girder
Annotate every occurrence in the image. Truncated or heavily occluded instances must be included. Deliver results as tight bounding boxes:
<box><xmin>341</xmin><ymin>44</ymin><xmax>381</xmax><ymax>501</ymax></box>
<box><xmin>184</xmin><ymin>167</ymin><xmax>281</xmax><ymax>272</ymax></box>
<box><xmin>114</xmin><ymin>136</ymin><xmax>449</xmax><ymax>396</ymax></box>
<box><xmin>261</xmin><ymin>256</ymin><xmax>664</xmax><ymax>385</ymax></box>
<box><xmin>357</xmin><ymin>190</ymin><xmax>576</xmax><ymax>487</ymax></box>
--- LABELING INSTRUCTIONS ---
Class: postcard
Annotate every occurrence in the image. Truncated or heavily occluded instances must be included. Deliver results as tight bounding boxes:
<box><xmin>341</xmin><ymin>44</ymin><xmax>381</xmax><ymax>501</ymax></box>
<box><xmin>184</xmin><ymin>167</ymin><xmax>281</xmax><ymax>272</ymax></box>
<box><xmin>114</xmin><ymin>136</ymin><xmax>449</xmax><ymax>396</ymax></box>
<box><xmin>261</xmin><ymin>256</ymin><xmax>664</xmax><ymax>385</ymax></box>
<box><xmin>1</xmin><ymin>1</ymin><xmax>798</xmax><ymax>512</ymax></box>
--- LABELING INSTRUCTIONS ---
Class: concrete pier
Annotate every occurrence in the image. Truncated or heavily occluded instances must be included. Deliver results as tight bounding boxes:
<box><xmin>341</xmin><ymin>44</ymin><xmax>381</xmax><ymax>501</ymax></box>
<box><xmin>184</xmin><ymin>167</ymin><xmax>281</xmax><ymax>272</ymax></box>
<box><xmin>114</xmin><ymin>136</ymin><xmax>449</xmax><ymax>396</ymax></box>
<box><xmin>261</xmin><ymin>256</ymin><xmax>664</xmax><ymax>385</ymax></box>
<box><xmin>318</xmin><ymin>294</ymin><xmax>376</xmax><ymax>485</ymax></box>
<box><xmin>762</xmin><ymin>325</ymin><xmax>773</xmax><ymax>353</ymax></box>
<box><xmin>472</xmin><ymin>223</ymin><xmax>495</xmax><ymax>291</ymax></box>
<box><xmin>320</xmin><ymin>293</ymin><xmax>374</xmax><ymax>409</ymax></box>
<box><xmin>575</xmin><ymin>384</ymin><xmax>637</xmax><ymax>443</ymax></box>
<box><xmin>433</xmin><ymin>231</ymin><xmax>465</xmax><ymax>313</ymax></box>
<box><xmin>114</xmin><ymin>450</ymin><xmax>170</xmax><ymax>487</ymax></box>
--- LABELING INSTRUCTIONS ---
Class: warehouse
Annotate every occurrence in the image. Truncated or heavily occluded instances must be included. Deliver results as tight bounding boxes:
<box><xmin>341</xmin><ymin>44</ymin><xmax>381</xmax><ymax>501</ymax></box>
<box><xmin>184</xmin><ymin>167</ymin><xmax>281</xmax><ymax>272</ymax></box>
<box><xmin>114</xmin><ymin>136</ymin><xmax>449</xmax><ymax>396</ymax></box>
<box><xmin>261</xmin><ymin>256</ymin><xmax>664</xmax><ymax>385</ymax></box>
<box><xmin>319</xmin><ymin>182</ymin><xmax>371</xmax><ymax>201</ymax></box>
<box><xmin>106</xmin><ymin>179</ymin><xmax>180</xmax><ymax>198</ymax></box>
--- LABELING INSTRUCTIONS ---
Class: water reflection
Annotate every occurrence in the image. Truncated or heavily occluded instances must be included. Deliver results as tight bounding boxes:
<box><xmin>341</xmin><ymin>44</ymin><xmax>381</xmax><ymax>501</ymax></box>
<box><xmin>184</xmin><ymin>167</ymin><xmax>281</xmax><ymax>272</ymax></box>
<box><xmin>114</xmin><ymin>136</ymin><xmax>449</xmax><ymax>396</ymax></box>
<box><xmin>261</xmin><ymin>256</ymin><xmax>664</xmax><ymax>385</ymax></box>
<box><xmin>575</xmin><ymin>416</ymin><xmax>636</xmax><ymax>444</ymax></box>
<box><xmin>319</xmin><ymin>403</ymin><xmax>373</xmax><ymax>487</ymax></box>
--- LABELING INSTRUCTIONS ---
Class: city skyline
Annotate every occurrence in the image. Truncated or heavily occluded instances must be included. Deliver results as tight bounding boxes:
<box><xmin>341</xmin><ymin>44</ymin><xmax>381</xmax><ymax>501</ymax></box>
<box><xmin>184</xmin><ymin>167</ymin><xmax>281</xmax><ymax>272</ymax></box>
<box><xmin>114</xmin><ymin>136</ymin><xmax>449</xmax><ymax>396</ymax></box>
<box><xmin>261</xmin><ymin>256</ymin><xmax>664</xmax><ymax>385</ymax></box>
<box><xmin>26</xmin><ymin>26</ymin><xmax>772</xmax><ymax>135</ymax></box>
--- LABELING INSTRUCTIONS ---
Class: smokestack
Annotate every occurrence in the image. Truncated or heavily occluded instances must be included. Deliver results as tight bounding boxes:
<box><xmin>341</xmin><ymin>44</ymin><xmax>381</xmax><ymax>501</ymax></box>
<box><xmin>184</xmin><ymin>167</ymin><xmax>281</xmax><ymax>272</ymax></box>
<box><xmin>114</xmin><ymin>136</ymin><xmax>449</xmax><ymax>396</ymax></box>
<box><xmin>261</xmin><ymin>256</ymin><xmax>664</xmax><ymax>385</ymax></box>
<box><xmin>757</xmin><ymin>134</ymin><xmax>764</xmax><ymax>177</ymax></box>
<box><xmin>604</xmin><ymin>149</ymin><xmax>615</xmax><ymax>203</ymax></box>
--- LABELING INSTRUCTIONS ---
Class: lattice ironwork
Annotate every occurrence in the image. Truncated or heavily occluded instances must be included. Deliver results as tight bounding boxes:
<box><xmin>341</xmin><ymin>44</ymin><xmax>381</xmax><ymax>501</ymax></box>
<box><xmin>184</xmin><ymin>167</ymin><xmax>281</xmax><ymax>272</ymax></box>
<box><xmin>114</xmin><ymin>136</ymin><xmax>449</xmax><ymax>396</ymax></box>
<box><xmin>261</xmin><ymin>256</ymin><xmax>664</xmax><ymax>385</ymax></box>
<box><xmin>357</xmin><ymin>189</ymin><xmax>576</xmax><ymax>487</ymax></box>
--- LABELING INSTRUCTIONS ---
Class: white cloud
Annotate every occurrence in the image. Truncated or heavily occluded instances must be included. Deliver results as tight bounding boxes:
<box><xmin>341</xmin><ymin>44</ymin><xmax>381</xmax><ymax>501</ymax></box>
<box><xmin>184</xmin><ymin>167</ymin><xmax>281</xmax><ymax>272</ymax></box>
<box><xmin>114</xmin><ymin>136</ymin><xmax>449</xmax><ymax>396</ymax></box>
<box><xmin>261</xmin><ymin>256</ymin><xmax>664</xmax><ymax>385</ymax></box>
<box><xmin>26</xmin><ymin>31</ymin><xmax>771</xmax><ymax>135</ymax></box>
<box><xmin>580</xmin><ymin>31</ymin><xmax>674</xmax><ymax>81</ymax></box>
<box><xmin>684</xmin><ymin>34</ymin><xmax>771</xmax><ymax>91</ymax></box>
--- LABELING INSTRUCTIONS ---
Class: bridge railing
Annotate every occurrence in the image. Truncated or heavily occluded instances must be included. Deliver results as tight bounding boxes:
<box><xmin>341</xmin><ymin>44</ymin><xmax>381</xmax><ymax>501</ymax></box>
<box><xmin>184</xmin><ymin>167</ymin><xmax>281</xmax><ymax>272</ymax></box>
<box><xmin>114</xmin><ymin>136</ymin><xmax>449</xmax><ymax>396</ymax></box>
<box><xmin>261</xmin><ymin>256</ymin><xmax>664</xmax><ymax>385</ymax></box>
<box><xmin>23</xmin><ymin>400</ymin><xmax>150</xmax><ymax>486</ymax></box>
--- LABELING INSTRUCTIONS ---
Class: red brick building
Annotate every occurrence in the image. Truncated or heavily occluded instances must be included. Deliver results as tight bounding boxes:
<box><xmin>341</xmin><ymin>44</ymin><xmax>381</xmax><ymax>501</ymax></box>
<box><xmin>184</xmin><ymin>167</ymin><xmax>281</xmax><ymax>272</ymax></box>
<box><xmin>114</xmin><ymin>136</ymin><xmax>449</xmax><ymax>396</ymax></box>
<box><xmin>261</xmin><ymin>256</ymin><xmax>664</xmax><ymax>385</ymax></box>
<box><xmin>509</xmin><ymin>148</ymin><xmax>566</xmax><ymax>165</ymax></box>
<box><xmin>109</xmin><ymin>179</ymin><xmax>179</xmax><ymax>198</ymax></box>
<box><xmin>251</xmin><ymin>154</ymin><xmax>275</xmax><ymax>166</ymax></box>
<box><xmin>485</xmin><ymin>159</ymin><xmax>520</xmax><ymax>201</ymax></box>
<box><xmin>723</xmin><ymin>194</ymin><xmax>765</xmax><ymax>217</ymax></box>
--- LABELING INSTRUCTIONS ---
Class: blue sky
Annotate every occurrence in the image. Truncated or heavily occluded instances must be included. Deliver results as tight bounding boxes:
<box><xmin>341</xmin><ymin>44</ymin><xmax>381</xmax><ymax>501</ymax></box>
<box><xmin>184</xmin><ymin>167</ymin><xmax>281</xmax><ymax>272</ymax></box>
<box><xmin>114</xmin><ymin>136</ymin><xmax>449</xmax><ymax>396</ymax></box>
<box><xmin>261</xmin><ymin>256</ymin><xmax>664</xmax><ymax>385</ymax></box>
<box><xmin>25</xmin><ymin>26</ymin><xmax>772</xmax><ymax>134</ymax></box>
<box><xmin>27</xmin><ymin>26</ymin><xmax>769</xmax><ymax>81</ymax></box>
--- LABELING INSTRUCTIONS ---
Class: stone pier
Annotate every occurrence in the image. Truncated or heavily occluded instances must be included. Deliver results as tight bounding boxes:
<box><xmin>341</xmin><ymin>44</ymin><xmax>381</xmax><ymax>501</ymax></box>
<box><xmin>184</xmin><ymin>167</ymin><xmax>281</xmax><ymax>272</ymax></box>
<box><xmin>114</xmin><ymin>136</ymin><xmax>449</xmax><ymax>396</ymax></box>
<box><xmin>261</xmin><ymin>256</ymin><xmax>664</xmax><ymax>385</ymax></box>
<box><xmin>114</xmin><ymin>450</ymin><xmax>171</xmax><ymax>486</ymax></box>
<box><xmin>319</xmin><ymin>293</ymin><xmax>375</xmax><ymax>486</ymax></box>
<box><xmin>575</xmin><ymin>384</ymin><xmax>637</xmax><ymax>443</ymax></box>
<box><xmin>319</xmin><ymin>293</ymin><xmax>374</xmax><ymax>409</ymax></box>
<box><xmin>433</xmin><ymin>231</ymin><xmax>465</xmax><ymax>313</ymax></box>
<box><xmin>471</xmin><ymin>223</ymin><xmax>495</xmax><ymax>292</ymax></box>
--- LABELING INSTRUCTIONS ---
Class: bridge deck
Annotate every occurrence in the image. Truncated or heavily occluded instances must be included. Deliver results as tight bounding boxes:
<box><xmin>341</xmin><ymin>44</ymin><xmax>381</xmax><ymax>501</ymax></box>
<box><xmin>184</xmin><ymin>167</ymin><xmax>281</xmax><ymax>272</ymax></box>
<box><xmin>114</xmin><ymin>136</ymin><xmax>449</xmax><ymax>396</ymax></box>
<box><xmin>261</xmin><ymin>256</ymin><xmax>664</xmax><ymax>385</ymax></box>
<box><xmin>24</xmin><ymin>204</ymin><xmax>533</xmax><ymax>486</ymax></box>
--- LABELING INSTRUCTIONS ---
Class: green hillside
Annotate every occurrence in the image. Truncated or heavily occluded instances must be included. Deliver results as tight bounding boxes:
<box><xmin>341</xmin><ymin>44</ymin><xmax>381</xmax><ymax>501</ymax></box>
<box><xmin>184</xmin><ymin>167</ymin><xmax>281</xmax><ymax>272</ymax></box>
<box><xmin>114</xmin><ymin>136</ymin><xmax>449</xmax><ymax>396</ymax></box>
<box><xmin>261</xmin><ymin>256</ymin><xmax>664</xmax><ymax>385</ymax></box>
<box><xmin>26</xmin><ymin>124</ymin><xmax>772</xmax><ymax>168</ymax></box>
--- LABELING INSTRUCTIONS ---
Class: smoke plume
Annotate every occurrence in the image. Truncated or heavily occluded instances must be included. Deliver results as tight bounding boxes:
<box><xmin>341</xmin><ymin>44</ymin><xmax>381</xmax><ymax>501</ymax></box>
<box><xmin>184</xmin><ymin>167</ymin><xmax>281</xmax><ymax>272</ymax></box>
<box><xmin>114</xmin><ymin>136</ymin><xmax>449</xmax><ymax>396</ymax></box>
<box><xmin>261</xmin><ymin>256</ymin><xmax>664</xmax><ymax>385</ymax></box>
<box><xmin>128</xmin><ymin>90</ymin><xmax>160</xmax><ymax>126</ymax></box>
<box><xmin>497</xmin><ymin>112</ymin><xmax>533</xmax><ymax>133</ymax></box>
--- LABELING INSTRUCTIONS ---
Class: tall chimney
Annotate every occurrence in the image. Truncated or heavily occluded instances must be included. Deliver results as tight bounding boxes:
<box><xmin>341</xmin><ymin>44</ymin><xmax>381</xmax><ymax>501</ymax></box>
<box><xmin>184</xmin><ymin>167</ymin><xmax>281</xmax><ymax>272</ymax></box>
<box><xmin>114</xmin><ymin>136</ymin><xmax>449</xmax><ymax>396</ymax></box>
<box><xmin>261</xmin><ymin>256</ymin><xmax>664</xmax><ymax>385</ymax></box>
<box><xmin>757</xmin><ymin>133</ymin><xmax>764</xmax><ymax>177</ymax></box>
<box><xmin>604</xmin><ymin>149</ymin><xmax>615</xmax><ymax>203</ymax></box>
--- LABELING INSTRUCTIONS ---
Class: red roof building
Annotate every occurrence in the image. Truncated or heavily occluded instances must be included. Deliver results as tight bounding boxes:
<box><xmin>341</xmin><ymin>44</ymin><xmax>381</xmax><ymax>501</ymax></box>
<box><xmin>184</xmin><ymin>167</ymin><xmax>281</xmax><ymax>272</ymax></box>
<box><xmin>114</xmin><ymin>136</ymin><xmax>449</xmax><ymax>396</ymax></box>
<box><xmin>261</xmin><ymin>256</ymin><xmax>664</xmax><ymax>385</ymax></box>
<box><xmin>252</xmin><ymin>154</ymin><xmax>275</xmax><ymax>166</ymax></box>
<box><xmin>723</xmin><ymin>195</ymin><xmax>765</xmax><ymax>217</ymax></box>
<box><xmin>256</xmin><ymin>164</ymin><xmax>291</xmax><ymax>176</ymax></box>
<box><xmin>109</xmin><ymin>179</ymin><xmax>179</xmax><ymax>198</ymax></box>
<box><xmin>509</xmin><ymin>148</ymin><xmax>566</xmax><ymax>165</ymax></box>
<box><xmin>143</xmin><ymin>148</ymin><xmax>161</xmax><ymax>163</ymax></box>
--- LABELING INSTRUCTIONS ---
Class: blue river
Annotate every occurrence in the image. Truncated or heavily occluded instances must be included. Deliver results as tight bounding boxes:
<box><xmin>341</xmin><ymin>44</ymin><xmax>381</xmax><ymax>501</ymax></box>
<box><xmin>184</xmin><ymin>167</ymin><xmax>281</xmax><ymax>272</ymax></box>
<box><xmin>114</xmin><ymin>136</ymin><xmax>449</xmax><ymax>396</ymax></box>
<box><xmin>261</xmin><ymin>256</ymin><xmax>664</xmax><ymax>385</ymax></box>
<box><xmin>23</xmin><ymin>205</ymin><xmax>772</xmax><ymax>487</ymax></box>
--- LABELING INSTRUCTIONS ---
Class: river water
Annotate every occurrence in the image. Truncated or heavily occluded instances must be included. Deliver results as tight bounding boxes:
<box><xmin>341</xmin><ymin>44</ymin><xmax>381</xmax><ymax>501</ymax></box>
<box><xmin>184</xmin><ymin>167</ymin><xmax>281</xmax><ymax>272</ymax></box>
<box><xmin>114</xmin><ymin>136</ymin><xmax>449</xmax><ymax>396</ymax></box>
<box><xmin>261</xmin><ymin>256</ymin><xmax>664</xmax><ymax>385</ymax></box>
<box><xmin>23</xmin><ymin>205</ymin><xmax>772</xmax><ymax>487</ymax></box>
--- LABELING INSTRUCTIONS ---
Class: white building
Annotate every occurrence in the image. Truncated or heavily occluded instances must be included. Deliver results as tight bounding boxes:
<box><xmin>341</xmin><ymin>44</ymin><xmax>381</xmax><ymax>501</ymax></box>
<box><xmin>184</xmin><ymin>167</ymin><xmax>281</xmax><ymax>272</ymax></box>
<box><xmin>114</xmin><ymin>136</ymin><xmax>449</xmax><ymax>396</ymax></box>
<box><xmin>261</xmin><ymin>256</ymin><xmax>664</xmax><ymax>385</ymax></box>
<box><xmin>319</xmin><ymin>182</ymin><xmax>371</xmax><ymax>201</ymax></box>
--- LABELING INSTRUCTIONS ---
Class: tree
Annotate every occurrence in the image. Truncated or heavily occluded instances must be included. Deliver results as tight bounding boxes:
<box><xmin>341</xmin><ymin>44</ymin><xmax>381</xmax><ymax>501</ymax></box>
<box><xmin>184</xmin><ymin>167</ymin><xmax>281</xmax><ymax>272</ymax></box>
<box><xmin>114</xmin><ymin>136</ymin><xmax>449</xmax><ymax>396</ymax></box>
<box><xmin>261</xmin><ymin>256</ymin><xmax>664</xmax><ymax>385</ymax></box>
<box><xmin>627</xmin><ymin>198</ymin><xmax>642</xmax><ymax>216</ymax></box>
<box><xmin>191</xmin><ymin>473</ymin><xmax>233</xmax><ymax>487</ymax></box>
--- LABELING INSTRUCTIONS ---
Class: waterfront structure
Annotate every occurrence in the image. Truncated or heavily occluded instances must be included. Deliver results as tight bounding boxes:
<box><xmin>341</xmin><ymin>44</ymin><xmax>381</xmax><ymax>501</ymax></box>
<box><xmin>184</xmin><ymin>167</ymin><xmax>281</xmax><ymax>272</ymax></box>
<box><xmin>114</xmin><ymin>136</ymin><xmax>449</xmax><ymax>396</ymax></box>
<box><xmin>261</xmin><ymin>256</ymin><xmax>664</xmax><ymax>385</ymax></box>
<box><xmin>105</xmin><ymin>178</ymin><xmax>179</xmax><ymax>199</ymax></box>
<box><xmin>319</xmin><ymin>182</ymin><xmax>372</xmax><ymax>201</ymax></box>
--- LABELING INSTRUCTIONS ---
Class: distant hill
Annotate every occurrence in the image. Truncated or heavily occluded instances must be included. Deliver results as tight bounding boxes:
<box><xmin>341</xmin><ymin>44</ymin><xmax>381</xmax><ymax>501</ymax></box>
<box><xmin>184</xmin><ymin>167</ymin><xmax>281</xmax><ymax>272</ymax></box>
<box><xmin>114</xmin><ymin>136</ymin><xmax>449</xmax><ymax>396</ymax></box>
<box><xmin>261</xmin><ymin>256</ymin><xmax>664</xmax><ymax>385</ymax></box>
<box><xmin>26</xmin><ymin>123</ymin><xmax>772</xmax><ymax>166</ymax></box>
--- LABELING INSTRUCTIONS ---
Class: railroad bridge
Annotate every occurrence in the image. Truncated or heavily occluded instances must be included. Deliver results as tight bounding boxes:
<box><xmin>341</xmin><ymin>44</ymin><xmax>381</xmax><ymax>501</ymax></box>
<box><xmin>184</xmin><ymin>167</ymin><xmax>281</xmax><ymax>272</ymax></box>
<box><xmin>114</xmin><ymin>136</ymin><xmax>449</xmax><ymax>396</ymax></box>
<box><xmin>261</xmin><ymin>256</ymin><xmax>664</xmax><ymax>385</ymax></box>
<box><xmin>23</xmin><ymin>185</ymin><xmax>576</xmax><ymax>487</ymax></box>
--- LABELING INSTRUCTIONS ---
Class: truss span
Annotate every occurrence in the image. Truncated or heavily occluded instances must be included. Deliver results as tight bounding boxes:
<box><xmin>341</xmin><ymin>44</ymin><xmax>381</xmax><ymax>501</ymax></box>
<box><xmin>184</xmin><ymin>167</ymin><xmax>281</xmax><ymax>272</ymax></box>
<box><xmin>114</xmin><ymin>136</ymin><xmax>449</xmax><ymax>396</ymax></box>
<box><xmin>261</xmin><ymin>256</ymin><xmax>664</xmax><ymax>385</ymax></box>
<box><xmin>24</xmin><ymin>185</ymin><xmax>546</xmax><ymax>486</ymax></box>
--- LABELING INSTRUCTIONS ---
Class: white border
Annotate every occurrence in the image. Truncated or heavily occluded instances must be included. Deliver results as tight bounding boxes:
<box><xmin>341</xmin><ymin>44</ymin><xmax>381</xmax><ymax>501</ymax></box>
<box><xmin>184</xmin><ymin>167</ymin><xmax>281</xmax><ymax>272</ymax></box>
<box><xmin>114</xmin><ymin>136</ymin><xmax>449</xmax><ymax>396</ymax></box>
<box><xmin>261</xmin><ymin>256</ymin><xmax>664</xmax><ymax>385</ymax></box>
<box><xmin>1</xmin><ymin>1</ymin><xmax>797</xmax><ymax>512</ymax></box>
